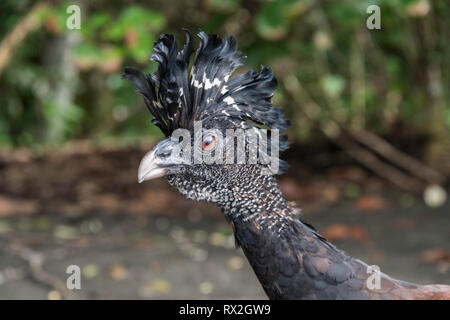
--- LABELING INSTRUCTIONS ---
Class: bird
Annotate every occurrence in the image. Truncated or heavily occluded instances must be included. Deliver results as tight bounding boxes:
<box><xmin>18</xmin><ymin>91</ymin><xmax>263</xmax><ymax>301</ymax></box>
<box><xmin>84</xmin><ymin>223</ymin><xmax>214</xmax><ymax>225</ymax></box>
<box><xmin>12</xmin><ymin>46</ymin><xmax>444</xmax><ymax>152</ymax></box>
<box><xmin>122</xmin><ymin>30</ymin><xmax>450</xmax><ymax>300</ymax></box>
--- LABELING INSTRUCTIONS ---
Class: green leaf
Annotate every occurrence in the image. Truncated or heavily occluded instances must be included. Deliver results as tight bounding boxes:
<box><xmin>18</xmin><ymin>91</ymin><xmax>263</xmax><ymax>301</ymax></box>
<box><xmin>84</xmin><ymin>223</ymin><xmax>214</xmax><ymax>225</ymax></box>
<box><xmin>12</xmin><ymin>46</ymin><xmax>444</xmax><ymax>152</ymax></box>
<box><xmin>210</xmin><ymin>0</ymin><xmax>240</xmax><ymax>13</ymax></box>
<box><xmin>82</xmin><ymin>12</ymin><xmax>111</xmax><ymax>35</ymax></box>
<box><xmin>321</xmin><ymin>75</ymin><xmax>346</xmax><ymax>98</ymax></box>
<box><xmin>254</xmin><ymin>1</ymin><xmax>289</xmax><ymax>41</ymax></box>
<box><xmin>105</xmin><ymin>5</ymin><xmax>166</xmax><ymax>41</ymax></box>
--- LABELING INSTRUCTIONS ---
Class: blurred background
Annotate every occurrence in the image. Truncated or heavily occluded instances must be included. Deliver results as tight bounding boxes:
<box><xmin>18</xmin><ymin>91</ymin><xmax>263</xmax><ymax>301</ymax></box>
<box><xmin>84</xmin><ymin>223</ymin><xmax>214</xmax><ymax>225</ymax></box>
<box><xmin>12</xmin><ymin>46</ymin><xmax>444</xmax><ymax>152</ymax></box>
<box><xmin>0</xmin><ymin>0</ymin><xmax>448</xmax><ymax>299</ymax></box>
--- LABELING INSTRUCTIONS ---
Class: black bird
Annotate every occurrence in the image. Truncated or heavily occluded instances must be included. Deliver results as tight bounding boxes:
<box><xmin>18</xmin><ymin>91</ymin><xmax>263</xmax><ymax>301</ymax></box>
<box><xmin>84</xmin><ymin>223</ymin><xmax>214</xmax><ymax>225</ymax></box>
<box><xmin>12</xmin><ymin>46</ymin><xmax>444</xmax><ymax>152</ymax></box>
<box><xmin>123</xmin><ymin>30</ymin><xmax>450</xmax><ymax>300</ymax></box>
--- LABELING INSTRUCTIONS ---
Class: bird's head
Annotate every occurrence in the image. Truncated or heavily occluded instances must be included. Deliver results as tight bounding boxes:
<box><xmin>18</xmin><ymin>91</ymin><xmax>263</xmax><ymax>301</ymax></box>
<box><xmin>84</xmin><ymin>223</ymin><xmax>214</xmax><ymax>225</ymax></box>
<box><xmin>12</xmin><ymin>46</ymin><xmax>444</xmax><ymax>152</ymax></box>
<box><xmin>123</xmin><ymin>30</ymin><xmax>290</xmax><ymax>208</ymax></box>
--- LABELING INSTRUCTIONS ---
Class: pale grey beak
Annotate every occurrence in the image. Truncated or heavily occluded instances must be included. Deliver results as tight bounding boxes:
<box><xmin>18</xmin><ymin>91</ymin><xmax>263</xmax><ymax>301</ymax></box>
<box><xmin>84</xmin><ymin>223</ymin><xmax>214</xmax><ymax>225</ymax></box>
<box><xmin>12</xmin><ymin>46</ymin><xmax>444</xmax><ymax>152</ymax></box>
<box><xmin>138</xmin><ymin>149</ymin><xmax>167</xmax><ymax>183</ymax></box>
<box><xmin>138</xmin><ymin>138</ymin><xmax>190</xmax><ymax>183</ymax></box>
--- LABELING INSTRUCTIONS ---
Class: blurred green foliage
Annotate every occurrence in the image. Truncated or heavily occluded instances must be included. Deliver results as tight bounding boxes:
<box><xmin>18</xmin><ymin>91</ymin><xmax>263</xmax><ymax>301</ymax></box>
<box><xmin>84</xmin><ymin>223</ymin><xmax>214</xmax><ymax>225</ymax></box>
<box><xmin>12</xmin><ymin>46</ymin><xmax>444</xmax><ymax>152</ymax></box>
<box><xmin>0</xmin><ymin>0</ymin><xmax>448</xmax><ymax>149</ymax></box>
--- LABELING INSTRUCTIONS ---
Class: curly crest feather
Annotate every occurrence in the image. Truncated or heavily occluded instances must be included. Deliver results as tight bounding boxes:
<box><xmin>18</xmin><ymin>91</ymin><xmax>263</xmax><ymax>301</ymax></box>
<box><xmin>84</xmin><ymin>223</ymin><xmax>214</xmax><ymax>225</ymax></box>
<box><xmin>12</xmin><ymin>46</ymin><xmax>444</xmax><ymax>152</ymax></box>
<box><xmin>123</xmin><ymin>30</ymin><xmax>289</xmax><ymax>138</ymax></box>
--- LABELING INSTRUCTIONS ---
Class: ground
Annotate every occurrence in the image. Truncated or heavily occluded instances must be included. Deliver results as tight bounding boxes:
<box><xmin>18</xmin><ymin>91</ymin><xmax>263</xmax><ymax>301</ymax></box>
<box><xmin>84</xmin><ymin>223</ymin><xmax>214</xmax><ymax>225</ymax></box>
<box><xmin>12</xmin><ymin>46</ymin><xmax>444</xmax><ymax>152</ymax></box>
<box><xmin>0</xmin><ymin>143</ymin><xmax>448</xmax><ymax>299</ymax></box>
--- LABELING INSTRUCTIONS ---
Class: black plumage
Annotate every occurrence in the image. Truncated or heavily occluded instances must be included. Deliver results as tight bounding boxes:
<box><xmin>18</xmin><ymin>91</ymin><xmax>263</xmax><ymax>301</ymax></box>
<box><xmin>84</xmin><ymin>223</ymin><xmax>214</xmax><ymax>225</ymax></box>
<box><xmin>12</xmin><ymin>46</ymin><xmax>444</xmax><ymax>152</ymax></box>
<box><xmin>123</xmin><ymin>30</ymin><xmax>450</xmax><ymax>300</ymax></box>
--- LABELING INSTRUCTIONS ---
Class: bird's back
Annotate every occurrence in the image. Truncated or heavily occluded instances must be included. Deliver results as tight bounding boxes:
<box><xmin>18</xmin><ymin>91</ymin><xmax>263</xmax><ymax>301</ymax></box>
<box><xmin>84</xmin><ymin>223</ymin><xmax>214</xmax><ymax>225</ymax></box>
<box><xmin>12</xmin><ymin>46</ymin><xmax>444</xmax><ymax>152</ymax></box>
<box><xmin>232</xmin><ymin>210</ymin><xmax>450</xmax><ymax>300</ymax></box>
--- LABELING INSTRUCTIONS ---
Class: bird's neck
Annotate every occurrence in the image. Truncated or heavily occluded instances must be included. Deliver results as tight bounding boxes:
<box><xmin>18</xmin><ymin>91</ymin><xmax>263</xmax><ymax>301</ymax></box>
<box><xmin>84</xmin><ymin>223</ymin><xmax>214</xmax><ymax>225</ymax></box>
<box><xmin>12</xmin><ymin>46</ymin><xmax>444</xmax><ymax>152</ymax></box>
<box><xmin>217</xmin><ymin>174</ymin><xmax>291</xmax><ymax>224</ymax></box>
<box><xmin>217</xmin><ymin>175</ymin><xmax>350</xmax><ymax>299</ymax></box>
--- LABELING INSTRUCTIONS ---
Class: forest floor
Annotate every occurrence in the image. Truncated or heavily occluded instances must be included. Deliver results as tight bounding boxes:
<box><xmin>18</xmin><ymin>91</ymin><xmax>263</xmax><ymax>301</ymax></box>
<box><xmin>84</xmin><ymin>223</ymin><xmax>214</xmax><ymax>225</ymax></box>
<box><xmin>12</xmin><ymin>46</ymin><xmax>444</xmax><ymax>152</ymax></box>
<box><xmin>0</xmin><ymin>141</ymin><xmax>448</xmax><ymax>299</ymax></box>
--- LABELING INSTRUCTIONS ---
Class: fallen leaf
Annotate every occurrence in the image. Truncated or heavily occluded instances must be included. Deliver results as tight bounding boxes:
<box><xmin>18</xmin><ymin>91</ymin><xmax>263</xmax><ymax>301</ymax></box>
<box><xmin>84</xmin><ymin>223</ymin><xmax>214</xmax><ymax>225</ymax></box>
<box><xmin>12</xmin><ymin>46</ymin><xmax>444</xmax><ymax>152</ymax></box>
<box><xmin>53</xmin><ymin>225</ymin><xmax>79</xmax><ymax>240</ymax></box>
<box><xmin>140</xmin><ymin>278</ymin><xmax>172</xmax><ymax>295</ymax></box>
<box><xmin>208</xmin><ymin>232</ymin><xmax>226</xmax><ymax>247</ymax></box>
<box><xmin>109</xmin><ymin>265</ymin><xmax>129</xmax><ymax>281</ymax></box>
<box><xmin>322</xmin><ymin>224</ymin><xmax>368</xmax><ymax>242</ymax></box>
<box><xmin>47</xmin><ymin>290</ymin><xmax>61</xmax><ymax>300</ymax></box>
<box><xmin>419</xmin><ymin>248</ymin><xmax>450</xmax><ymax>264</ymax></box>
<box><xmin>354</xmin><ymin>195</ymin><xmax>387</xmax><ymax>211</ymax></box>
<box><xmin>227</xmin><ymin>256</ymin><xmax>244</xmax><ymax>271</ymax></box>
<box><xmin>321</xmin><ymin>185</ymin><xmax>340</xmax><ymax>202</ymax></box>
<box><xmin>0</xmin><ymin>195</ymin><xmax>39</xmax><ymax>217</ymax></box>
<box><xmin>419</xmin><ymin>248</ymin><xmax>450</xmax><ymax>274</ymax></box>
<box><xmin>199</xmin><ymin>281</ymin><xmax>214</xmax><ymax>295</ymax></box>
<box><xmin>83</xmin><ymin>264</ymin><xmax>99</xmax><ymax>279</ymax></box>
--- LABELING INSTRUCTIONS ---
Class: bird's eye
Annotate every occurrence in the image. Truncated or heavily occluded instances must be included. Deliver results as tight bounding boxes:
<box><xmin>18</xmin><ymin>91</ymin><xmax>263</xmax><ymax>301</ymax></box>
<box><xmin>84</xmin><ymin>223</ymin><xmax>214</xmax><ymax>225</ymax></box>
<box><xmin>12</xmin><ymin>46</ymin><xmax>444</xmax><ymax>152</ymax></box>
<box><xmin>202</xmin><ymin>135</ymin><xmax>215</xmax><ymax>151</ymax></box>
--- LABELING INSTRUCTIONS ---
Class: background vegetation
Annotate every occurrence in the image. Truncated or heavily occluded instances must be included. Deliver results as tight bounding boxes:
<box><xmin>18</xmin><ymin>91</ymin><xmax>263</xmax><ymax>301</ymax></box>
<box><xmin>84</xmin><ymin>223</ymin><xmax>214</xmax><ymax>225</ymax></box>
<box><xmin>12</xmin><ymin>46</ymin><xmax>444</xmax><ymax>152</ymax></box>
<box><xmin>0</xmin><ymin>0</ymin><xmax>449</xmax><ymax>185</ymax></box>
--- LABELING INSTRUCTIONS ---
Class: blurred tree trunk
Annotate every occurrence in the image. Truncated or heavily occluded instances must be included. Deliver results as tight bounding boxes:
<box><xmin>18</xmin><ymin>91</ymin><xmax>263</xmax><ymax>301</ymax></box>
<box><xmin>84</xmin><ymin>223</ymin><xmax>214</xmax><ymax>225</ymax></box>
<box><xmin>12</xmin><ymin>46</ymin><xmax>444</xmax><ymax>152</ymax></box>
<box><xmin>422</xmin><ymin>5</ymin><xmax>450</xmax><ymax>177</ymax></box>
<box><xmin>44</xmin><ymin>31</ymin><xmax>79</xmax><ymax>144</ymax></box>
<box><xmin>425</xmin><ymin>66</ymin><xmax>450</xmax><ymax>176</ymax></box>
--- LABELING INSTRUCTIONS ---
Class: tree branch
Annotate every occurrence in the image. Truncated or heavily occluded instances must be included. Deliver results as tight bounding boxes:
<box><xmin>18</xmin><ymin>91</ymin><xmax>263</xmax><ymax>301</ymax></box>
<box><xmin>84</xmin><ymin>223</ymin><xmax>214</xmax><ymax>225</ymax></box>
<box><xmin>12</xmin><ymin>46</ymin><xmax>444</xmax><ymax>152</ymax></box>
<box><xmin>0</xmin><ymin>2</ymin><xmax>49</xmax><ymax>76</ymax></box>
<box><xmin>283</xmin><ymin>75</ymin><xmax>425</xmax><ymax>192</ymax></box>
<box><xmin>6</xmin><ymin>241</ymin><xmax>80</xmax><ymax>300</ymax></box>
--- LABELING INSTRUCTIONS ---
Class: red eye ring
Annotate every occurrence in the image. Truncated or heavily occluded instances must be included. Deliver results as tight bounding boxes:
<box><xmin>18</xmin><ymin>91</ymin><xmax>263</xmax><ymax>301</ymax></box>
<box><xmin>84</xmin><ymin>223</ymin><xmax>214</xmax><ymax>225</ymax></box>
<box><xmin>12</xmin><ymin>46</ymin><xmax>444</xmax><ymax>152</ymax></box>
<box><xmin>202</xmin><ymin>135</ymin><xmax>215</xmax><ymax>151</ymax></box>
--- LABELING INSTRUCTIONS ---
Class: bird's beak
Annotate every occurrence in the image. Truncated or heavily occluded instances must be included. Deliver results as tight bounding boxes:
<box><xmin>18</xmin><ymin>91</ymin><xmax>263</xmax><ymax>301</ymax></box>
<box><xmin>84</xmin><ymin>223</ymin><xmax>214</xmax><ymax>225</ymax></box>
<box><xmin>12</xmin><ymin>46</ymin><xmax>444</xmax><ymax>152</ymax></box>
<box><xmin>138</xmin><ymin>149</ymin><xmax>167</xmax><ymax>183</ymax></box>
<box><xmin>138</xmin><ymin>137</ymin><xmax>190</xmax><ymax>183</ymax></box>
